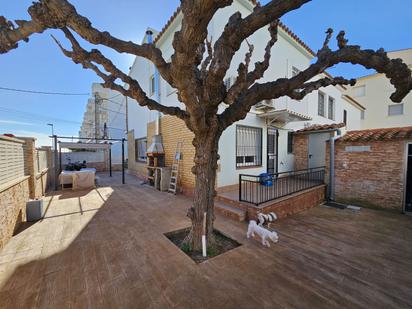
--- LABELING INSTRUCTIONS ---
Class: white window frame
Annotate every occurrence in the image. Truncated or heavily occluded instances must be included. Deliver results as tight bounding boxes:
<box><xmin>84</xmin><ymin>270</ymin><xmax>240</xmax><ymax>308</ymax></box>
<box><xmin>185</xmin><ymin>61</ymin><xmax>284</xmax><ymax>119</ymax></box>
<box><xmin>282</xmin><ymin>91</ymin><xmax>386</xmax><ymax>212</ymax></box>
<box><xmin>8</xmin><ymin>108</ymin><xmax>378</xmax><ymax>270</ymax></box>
<box><xmin>236</xmin><ymin>125</ymin><xmax>262</xmax><ymax>168</ymax></box>
<box><xmin>388</xmin><ymin>104</ymin><xmax>404</xmax><ymax>116</ymax></box>
<box><xmin>149</xmin><ymin>75</ymin><xmax>155</xmax><ymax>96</ymax></box>
<box><xmin>135</xmin><ymin>137</ymin><xmax>147</xmax><ymax>162</ymax></box>
<box><xmin>328</xmin><ymin>96</ymin><xmax>335</xmax><ymax>120</ymax></box>
<box><xmin>318</xmin><ymin>92</ymin><xmax>326</xmax><ymax>117</ymax></box>
<box><xmin>352</xmin><ymin>85</ymin><xmax>366</xmax><ymax>97</ymax></box>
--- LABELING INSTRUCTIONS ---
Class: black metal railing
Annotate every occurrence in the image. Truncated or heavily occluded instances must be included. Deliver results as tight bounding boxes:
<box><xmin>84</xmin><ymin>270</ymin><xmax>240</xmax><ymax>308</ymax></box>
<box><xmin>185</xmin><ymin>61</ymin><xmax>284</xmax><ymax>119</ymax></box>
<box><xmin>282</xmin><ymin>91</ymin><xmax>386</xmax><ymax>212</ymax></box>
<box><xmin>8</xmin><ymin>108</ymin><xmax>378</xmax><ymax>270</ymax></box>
<box><xmin>239</xmin><ymin>167</ymin><xmax>325</xmax><ymax>206</ymax></box>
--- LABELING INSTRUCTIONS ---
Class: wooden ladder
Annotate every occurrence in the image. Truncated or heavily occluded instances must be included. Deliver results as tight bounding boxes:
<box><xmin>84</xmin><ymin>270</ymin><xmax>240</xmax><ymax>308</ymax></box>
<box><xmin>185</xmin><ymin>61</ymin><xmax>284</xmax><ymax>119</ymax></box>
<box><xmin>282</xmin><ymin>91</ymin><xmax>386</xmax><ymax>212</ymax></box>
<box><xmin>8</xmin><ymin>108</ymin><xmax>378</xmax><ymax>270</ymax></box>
<box><xmin>168</xmin><ymin>141</ymin><xmax>183</xmax><ymax>194</ymax></box>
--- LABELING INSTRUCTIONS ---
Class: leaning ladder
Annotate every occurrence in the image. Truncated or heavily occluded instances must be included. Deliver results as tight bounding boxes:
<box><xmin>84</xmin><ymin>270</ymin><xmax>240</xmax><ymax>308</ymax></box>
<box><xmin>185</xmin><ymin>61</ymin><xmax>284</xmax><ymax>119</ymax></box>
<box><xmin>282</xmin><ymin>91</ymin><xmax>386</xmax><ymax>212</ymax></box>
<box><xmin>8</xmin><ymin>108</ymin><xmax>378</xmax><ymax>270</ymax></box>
<box><xmin>168</xmin><ymin>141</ymin><xmax>183</xmax><ymax>194</ymax></box>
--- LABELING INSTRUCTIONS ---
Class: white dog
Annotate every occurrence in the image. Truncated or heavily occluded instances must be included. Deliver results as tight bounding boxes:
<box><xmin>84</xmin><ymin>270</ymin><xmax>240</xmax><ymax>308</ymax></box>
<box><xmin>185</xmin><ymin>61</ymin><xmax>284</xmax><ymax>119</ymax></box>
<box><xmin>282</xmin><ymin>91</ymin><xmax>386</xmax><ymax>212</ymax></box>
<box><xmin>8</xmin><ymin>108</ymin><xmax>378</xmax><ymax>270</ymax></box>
<box><xmin>247</xmin><ymin>220</ymin><xmax>278</xmax><ymax>247</ymax></box>
<box><xmin>257</xmin><ymin>212</ymin><xmax>277</xmax><ymax>228</ymax></box>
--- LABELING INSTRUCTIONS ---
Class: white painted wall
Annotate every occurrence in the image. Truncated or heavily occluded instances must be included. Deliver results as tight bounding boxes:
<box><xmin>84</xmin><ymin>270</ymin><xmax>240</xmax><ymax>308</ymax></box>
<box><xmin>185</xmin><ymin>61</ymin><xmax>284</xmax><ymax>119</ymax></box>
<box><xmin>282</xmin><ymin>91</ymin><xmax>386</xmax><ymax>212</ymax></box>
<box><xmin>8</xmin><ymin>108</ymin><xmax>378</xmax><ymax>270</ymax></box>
<box><xmin>126</xmin><ymin>0</ymin><xmax>364</xmax><ymax>187</ymax></box>
<box><xmin>345</xmin><ymin>49</ymin><xmax>412</xmax><ymax>130</ymax></box>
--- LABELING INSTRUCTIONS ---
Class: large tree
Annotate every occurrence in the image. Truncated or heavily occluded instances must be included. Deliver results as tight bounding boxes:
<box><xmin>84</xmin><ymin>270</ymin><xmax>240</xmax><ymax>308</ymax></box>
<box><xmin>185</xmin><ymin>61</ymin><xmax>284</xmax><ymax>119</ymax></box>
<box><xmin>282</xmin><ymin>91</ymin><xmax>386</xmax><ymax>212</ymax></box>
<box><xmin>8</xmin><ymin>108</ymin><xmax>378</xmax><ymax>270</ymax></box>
<box><xmin>1</xmin><ymin>0</ymin><xmax>411</xmax><ymax>252</ymax></box>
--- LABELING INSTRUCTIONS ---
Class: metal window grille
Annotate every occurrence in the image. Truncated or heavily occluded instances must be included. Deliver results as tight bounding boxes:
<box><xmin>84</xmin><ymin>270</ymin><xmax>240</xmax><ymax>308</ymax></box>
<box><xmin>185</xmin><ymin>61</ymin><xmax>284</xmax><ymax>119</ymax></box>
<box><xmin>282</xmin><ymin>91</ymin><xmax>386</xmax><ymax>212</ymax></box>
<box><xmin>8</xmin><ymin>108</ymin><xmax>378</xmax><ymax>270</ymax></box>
<box><xmin>236</xmin><ymin>125</ymin><xmax>262</xmax><ymax>168</ymax></box>
<box><xmin>318</xmin><ymin>92</ymin><xmax>325</xmax><ymax>117</ymax></box>
<box><xmin>135</xmin><ymin>138</ymin><xmax>147</xmax><ymax>162</ymax></box>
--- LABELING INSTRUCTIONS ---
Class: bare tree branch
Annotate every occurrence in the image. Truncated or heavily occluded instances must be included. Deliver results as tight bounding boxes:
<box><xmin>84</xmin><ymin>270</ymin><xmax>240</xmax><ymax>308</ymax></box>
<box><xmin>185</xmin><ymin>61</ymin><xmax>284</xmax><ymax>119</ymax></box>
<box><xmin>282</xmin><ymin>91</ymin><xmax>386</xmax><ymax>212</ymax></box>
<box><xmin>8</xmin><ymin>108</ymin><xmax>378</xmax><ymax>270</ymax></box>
<box><xmin>220</xmin><ymin>31</ymin><xmax>412</xmax><ymax>129</ymax></box>
<box><xmin>225</xmin><ymin>20</ymin><xmax>279</xmax><ymax>105</ymax></box>
<box><xmin>206</xmin><ymin>0</ymin><xmax>310</xmax><ymax>99</ymax></box>
<box><xmin>287</xmin><ymin>76</ymin><xmax>356</xmax><ymax>100</ymax></box>
<box><xmin>52</xmin><ymin>28</ymin><xmax>188</xmax><ymax>120</ymax></box>
<box><xmin>0</xmin><ymin>0</ymin><xmax>173</xmax><ymax>85</ymax></box>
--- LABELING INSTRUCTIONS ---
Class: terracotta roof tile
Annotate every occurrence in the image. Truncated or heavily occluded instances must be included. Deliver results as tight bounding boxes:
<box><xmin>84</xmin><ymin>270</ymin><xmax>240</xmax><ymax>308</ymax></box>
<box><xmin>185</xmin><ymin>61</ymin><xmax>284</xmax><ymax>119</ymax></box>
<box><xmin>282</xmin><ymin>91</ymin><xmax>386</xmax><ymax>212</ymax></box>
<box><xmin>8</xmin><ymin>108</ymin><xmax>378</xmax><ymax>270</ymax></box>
<box><xmin>153</xmin><ymin>1</ymin><xmax>315</xmax><ymax>56</ymax></box>
<box><xmin>295</xmin><ymin>123</ymin><xmax>345</xmax><ymax>133</ymax></box>
<box><xmin>339</xmin><ymin>126</ymin><xmax>412</xmax><ymax>142</ymax></box>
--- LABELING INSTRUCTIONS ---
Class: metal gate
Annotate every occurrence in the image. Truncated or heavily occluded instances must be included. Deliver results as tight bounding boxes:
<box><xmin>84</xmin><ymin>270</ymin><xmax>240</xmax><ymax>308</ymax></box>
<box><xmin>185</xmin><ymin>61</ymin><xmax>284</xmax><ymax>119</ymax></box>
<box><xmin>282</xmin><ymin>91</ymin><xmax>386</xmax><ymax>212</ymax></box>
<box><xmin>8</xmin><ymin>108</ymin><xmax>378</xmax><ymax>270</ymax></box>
<box><xmin>267</xmin><ymin>128</ymin><xmax>278</xmax><ymax>174</ymax></box>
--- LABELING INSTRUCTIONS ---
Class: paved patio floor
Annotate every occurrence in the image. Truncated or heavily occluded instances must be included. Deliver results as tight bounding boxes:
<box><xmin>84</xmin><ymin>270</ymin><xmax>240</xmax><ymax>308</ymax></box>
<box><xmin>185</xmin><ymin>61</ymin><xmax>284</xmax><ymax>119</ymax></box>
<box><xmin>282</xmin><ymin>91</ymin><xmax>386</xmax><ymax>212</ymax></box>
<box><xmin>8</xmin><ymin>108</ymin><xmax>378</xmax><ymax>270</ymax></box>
<box><xmin>1</xmin><ymin>173</ymin><xmax>412</xmax><ymax>308</ymax></box>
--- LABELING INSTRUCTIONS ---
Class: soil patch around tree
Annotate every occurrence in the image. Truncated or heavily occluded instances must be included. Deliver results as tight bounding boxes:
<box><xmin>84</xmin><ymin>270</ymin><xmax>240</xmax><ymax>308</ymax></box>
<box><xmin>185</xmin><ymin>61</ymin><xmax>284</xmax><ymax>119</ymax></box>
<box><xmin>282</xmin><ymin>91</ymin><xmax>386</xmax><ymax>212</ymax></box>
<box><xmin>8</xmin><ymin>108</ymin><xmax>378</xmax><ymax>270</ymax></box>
<box><xmin>165</xmin><ymin>227</ymin><xmax>241</xmax><ymax>263</ymax></box>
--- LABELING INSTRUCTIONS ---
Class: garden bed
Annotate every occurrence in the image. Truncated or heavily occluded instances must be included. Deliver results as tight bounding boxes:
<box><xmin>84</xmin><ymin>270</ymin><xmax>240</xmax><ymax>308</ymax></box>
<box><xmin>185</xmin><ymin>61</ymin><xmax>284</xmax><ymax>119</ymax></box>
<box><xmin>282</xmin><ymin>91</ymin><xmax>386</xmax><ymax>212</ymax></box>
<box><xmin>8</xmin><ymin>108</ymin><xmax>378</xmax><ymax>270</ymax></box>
<box><xmin>165</xmin><ymin>227</ymin><xmax>241</xmax><ymax>263</ymax></box>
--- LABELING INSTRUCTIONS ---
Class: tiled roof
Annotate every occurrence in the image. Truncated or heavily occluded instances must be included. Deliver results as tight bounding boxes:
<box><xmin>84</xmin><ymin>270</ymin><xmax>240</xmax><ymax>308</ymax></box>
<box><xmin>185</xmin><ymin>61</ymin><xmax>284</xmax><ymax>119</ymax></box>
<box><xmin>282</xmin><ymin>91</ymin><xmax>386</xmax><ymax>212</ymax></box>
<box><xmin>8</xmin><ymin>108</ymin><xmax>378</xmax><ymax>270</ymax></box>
<box><xmin>295</xmin><ymin>123</ymin><xmax>346</xmax><ymax>133</ymax></box>
<box><xmin>153</xmin><ymin>0</ymin><xmax>315</xmax><ymax>56</ymax></box>
<box><xmin>339</xmin><ymin>127</ymin><xmax>412</xmax><ymax>142</ymax></box>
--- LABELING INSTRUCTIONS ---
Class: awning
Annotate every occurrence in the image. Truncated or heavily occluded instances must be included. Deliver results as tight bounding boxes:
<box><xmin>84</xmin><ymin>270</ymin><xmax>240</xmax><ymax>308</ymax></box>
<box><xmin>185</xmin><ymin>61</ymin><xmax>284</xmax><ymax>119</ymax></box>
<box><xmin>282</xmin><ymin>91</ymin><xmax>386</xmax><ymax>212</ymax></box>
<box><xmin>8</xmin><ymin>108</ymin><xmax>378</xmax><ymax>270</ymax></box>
<box><xmin>58</xmin><ymin>142</ymin><xmax>111</xmax><ymax>150</ymax></box>
<box><xmin>257</xmin><ymin>109</ymin><xmax>312</xmax><ymax>125</ymax></box>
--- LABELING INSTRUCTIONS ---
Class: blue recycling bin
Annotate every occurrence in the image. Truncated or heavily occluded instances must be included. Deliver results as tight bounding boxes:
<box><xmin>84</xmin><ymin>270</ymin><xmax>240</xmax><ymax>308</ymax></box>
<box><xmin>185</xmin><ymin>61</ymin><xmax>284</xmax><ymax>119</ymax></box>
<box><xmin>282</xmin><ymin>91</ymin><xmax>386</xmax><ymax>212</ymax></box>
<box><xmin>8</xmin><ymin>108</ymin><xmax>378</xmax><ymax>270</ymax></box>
<box><xmin>259</xmin><ymin>173</ymin><xmax>273</xmax><ymax>187</ymax></box>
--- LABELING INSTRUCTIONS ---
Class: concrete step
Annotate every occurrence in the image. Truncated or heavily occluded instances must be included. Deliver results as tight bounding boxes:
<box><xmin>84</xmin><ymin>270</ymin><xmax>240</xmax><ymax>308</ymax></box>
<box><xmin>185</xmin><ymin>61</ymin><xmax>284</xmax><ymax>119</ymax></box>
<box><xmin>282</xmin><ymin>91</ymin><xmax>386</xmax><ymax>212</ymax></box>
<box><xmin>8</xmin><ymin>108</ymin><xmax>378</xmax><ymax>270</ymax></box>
<box><xmin>214</xmin><ymin>201</ymin><xmax>246</xmax><ymax>222</ymax></box>
<box><xmin>215</xmin><ymin>194</ymin><xmax>249</xmax><ymax>211</ymax></box>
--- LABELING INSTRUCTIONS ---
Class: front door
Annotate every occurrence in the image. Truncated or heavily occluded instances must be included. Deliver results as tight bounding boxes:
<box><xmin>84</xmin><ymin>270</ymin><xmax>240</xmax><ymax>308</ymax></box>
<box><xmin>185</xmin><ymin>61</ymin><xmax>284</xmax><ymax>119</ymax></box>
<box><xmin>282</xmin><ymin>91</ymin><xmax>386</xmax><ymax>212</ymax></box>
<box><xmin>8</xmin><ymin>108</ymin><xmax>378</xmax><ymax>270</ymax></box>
<box><xmin>308</xmin><ymin>133</ymin><xmax>330</xmax><ymax>168</ymax></box>
<box><xmin>405</xmin><ymin>144</ymin><xmax>412</xmax><ymax>212</ymax></box>
<box><xmin>267</xmin><ymin>128</ymin><xmax>278</xmax><ymax>174</ymax></box>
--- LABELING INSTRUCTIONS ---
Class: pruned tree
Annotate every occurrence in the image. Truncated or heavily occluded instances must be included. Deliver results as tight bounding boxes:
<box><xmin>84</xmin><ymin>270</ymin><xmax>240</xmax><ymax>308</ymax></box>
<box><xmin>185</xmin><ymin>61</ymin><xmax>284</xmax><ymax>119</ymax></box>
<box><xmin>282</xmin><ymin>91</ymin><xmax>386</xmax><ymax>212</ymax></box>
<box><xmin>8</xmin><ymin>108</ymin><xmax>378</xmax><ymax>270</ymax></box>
<box><xmin>1</xmin><ymin>0</ymin><xmax>411</xmax><ymax>252</ymax></box>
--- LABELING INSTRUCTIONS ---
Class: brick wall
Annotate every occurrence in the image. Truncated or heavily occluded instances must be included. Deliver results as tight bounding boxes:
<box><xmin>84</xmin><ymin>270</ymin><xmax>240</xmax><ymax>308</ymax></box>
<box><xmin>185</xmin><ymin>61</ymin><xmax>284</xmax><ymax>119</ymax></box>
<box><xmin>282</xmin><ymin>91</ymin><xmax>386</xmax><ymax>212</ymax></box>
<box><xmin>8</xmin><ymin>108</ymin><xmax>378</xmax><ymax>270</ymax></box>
<box><xmin>147</xmin><ymin>116</ymin><xmax>196</xmax><ymax>194</ymax></box>
<box><xmin>247</xmin><ymin>185</ymin><xmax>326</xmax><ymax>220</ymax></box>
<box><xmin>293</xmin><ymin>134</ymin><xmax>309</xmax><ymax>170</ymax></box>
<box><xmin>328</xmin><ymin>140</ymin><xmax>407</xmax><ymax>210</ymax></box>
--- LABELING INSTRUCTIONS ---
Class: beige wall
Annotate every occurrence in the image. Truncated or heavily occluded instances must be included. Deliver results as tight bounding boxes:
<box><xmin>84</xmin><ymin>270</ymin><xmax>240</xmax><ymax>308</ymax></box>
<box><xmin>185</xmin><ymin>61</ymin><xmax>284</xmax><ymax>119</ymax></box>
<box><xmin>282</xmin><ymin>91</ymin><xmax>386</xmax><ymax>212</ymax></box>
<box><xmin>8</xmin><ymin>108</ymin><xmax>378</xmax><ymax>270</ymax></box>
<box><xmin>0</xmin><ymin>177</ymin><xmax>30</xmax><ymax>251</ymax></box>
<box><xmin>148</xmin><ymin>116</ymin><xmax>196</xmax><ymax>194</ymax></box>
<box><xmin>346</xmin><ymin>49</ymin><xmax>412</xmax><ymax>130</ymax></box>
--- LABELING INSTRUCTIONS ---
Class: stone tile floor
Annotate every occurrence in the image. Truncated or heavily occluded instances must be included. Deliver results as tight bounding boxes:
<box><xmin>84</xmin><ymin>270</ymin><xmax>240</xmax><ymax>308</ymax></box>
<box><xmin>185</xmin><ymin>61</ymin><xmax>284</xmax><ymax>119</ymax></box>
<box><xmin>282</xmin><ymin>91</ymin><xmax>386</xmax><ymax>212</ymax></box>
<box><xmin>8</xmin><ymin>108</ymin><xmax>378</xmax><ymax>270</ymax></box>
<box><xmin>1</xmin><ymin>173</ymin><xmax>412</xmax><ymax>308</ymax></box>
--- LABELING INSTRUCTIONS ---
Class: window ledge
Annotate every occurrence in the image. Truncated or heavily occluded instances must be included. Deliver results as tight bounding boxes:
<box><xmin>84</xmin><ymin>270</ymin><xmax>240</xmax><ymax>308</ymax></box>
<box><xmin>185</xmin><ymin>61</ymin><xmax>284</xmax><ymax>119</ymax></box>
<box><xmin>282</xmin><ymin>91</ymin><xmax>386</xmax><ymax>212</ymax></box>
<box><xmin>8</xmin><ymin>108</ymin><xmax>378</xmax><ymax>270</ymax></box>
<box><xmin>236</xmin><ymin>165</ymin><xmax>262</xmax><ymax>170</ymax></box>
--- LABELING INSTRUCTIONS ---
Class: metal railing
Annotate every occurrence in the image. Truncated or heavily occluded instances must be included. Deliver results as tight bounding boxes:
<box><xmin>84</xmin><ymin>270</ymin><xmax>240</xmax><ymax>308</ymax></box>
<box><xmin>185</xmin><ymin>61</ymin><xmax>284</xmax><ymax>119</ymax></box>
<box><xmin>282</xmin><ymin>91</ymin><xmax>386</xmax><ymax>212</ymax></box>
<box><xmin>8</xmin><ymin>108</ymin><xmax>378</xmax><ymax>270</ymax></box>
<box><xmin>239</xmin><ymin>167</ymin><xmax>325</xmax><ymax>206</ymax></box>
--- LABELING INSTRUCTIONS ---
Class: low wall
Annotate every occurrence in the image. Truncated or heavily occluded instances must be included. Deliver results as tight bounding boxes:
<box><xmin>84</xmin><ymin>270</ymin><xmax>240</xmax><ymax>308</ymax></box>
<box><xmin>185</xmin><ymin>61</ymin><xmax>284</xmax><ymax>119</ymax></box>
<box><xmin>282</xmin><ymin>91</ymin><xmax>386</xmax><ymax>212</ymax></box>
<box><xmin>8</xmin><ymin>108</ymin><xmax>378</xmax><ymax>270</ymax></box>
<box><xmin>247</xmin><ymin>185</ymin><xmax>326</xmax><ymax>220</ymax></box>
<box><xmin>34</xmin><ymin>169</ymin><xmax>48</xmax><ymax>198</ymax></box>
<box><xmin>326</xmin><ymin>140</ymin><xmax>406</xmax><ymax>211</ymax></box>
<box><xmin>0</xmin><ymin>177</ymin><xmax>30</xmax><ymax>250</ymax></box>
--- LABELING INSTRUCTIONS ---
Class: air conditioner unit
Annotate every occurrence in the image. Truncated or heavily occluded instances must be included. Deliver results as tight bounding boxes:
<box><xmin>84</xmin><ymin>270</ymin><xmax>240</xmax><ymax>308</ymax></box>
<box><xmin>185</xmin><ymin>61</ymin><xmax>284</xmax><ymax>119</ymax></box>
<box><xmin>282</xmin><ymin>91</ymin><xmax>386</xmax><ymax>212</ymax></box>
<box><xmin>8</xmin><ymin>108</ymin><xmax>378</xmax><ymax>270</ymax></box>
<box><xmin>255</xmin><ymin>99</ymin><xmax>274</xmax><ymax>110</ymax></box>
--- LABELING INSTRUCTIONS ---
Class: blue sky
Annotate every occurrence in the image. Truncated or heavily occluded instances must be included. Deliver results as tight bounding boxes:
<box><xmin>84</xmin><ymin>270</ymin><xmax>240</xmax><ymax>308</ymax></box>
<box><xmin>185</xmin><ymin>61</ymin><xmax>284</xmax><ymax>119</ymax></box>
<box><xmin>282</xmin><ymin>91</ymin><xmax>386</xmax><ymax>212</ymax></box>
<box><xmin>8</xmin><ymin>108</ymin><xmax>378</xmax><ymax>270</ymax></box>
<box><xmin>0</xmin><ymin>0</ymin><xmax>410</xmax><ymax>146</ymax></box>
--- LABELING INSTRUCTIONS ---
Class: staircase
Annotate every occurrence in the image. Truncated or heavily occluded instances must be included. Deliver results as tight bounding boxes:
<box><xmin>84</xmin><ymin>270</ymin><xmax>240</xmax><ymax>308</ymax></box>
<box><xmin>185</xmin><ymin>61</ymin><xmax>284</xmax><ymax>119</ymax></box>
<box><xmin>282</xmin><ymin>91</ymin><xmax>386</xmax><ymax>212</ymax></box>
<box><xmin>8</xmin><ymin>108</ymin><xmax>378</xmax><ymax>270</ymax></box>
<box><xmin>214</xmin><ymin>191</ymin><xmax>248</xmax><ymax>222</ymax></box>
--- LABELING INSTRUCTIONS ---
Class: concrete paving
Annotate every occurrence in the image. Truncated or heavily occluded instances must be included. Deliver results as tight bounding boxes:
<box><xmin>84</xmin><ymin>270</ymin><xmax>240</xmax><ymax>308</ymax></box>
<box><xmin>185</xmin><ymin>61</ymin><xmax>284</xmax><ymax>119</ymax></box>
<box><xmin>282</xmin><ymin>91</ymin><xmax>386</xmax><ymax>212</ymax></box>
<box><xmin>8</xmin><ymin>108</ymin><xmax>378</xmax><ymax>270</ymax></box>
<box><xmin>0</xmin><ymin>173</ymin><xmax>412</xmax><ymax>308</ymax></box>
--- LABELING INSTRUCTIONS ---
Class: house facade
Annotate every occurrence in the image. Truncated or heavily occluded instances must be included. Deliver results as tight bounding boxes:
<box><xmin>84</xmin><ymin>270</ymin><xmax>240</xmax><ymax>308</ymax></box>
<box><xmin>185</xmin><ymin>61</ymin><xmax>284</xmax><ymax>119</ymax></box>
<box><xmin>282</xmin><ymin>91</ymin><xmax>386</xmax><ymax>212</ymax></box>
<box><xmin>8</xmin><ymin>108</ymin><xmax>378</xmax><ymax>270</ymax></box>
<box><xmin>345</xmin><ymin>48</ymin><xmax>412</xmax><ymax>130</ymax></box>
<box><xmin>126</xmin><ymin>0</ymin><xmax>364</xmax><ymax>193</ymax></box>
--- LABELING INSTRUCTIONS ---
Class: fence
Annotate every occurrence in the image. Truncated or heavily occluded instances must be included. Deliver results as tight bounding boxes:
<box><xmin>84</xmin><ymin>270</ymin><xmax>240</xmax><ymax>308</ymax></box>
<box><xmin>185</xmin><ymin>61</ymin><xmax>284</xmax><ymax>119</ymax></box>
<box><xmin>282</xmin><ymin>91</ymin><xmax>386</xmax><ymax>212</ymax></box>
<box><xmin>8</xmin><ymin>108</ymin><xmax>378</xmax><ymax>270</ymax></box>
<box><xmin>0</xmin><ymin>135</ymin><xmax>52</xmax><ymax>250</ymax></box>
<box><xmin>239</xmin><ymin>167</ymin><xmax>325</xmax><ymax>206</ymax></box>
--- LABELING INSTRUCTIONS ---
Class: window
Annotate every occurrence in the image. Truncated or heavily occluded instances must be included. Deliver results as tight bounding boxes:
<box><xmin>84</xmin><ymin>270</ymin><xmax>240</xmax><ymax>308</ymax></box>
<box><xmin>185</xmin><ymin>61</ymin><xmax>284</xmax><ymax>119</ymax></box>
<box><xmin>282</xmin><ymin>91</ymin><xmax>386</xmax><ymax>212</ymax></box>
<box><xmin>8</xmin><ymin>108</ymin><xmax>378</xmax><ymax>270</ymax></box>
<box><xmin>318</xmin><ymin>92</ymin><xmax>326</xmax><ymax>117</ymax></box>
<box><xmin>236</xmin><ymin>125</ymin><xmax>262</xmax><ymax>168</ymax></box>
<box><xmin>361</xmin><ymin>110</ymin><xmax>365</xmax><ymax>120</ymax></box>
<box><xmin>343</xmin><ymin>109</ymin><xmax>347</xmax><ymax>125</ymax></box>
<box><xmin>292</xmin><ymin>66</ymin><xmax>300</xmax><ymax>77</ymax></box>
<box><xmin>388</xmin><ymin>104</ymin><xmax>404</xmax><ymax>116</ymax></box>
<box><xmin>224</xmin><ymin>76</ymin><xmax>235</xmax><ymax>91</ymax></box>
<box><xmin>328</xmin><ymin>97</ymin><xmax>335</xmax><ymax>120</ymax></box>
<box><xmin>135</xmin><ymin>138</ymin><xmax>147</xmax><ymax>162</ymax></box>
<box><xmin>352</xmin><ymin>85</ymin><xmax>366</xmax><ymax>97</ymax></box>
<box><xmin>149</xmin><ymin>75</ymin><xmax>155</xmax><ymax>96</ymax></box>
<box><xmin>287</xmin><ymin>132</ymin><xmax>294</xmax><ymax>154</ymax></box>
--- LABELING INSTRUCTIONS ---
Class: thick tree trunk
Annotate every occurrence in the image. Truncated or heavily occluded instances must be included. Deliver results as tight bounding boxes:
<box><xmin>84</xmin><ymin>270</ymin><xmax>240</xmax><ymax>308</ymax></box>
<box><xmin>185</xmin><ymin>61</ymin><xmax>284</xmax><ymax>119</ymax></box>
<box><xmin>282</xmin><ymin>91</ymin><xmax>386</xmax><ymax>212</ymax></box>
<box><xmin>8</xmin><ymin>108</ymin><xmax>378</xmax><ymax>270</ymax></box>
<box><xmin>184</xmin><ymin>129</ymin><xmax>221</xmax><ymax>252</ymax></box>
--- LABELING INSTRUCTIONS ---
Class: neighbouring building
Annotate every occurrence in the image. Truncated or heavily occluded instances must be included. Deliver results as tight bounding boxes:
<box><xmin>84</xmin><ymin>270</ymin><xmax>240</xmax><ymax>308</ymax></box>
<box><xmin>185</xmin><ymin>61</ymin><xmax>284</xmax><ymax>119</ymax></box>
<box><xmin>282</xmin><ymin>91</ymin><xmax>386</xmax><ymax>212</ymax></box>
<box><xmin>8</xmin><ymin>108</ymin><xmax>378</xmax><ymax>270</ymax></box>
<box><xmin>126</xmin><ymin>0</ymin><xmax>364</xmax><ymax>195</ymax></box>
<box><xmin>326</xmin><ymin>127</ymin><xmax>412</xmax><ymax>213</ymax></box>
<box><xmin>345</xmin><ymin>48</ymin><xmax>412</xmax><ymax>130</ymax></box>
<box><xmin>79</xmin><ymin>83</ymin><xmax>127</xmax><ymax>163</ymax></box>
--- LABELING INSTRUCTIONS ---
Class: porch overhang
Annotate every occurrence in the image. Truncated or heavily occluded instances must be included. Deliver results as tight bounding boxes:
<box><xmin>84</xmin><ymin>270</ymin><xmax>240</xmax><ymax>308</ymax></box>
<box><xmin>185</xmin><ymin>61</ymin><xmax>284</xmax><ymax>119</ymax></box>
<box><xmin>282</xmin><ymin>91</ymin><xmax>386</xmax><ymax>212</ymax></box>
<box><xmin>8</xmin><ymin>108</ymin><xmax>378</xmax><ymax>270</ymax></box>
<box><xmin>257</xmin><ymin>109</ymin><xmax>312</xmax><ymax>126</ymax></box>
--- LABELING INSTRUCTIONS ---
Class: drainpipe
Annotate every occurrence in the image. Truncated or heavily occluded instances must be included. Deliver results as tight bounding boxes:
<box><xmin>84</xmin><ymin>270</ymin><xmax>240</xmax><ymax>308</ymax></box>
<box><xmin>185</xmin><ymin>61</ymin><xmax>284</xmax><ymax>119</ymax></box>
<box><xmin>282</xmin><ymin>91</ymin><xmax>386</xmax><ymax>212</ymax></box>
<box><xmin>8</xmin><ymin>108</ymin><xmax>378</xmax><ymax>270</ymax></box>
<box><xmin>328</xmin><ymin>129</ymin><xmax>342</xmax><ymax>201</ymax></box>
<box><xmin>146</xmin><ymin>29</ymin><xmax>161</xmax><ymax>135</ymax></box>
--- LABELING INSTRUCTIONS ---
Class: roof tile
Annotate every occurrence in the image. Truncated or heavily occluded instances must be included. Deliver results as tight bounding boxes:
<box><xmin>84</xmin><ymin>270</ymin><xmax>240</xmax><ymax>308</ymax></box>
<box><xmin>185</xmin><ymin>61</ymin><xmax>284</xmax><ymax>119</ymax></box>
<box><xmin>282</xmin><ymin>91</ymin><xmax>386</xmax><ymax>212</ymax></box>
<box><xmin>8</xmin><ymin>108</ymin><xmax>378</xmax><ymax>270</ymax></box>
<box><xmin>339</xmin><ymin>126</ymin><xmax>412</xmax><ymax>142</ymax></box>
